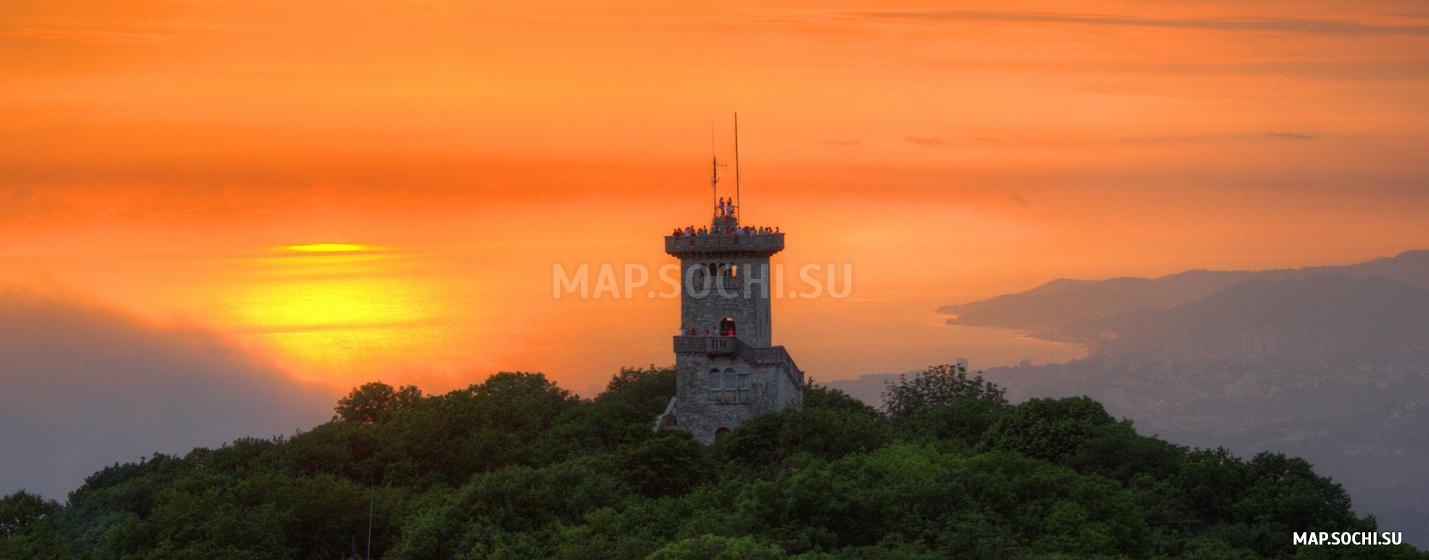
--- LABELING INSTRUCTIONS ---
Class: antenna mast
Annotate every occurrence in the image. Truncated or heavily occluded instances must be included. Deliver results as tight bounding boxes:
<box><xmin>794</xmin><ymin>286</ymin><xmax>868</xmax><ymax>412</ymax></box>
<box><xmin>733</xmin><ymin>113</ymin><xmax>741</xmax><ymax>219</ymax></box>
<box><xmin>710</xmin><ymin>121</ymin><xmax>718</xmax><ymax>215</ymax></box>
<box><xmin>710</xmin><ymin>154</ymin><xmax>719</xmax><ymax>215</ymax></box>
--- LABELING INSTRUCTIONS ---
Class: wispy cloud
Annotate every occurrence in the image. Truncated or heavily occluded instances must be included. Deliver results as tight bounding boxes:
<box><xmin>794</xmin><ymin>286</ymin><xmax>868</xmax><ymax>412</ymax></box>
<box><xmin>1120</xmin><ymin>132</ymin><xmax>1319</xmax><ymax>144</ymax></box>
<box><xmin>1260</xmin><ymin>132</ymin><xmax>1317</xmax><ymax>141</ymax></box>
<box><xmin>906</xmin><ymin>136</ymin><xmax>947</xmax><ymax>147</ymax></box>
<box><xmin>230</xmin><ymin>318</ymin><xmax>457</xmax><ymax>335</ymax></box>
<box><xmin>1124</xmin><ymin>58</ymin><xmax>1429</xmax><ymax>82</ymax></box>
<box><xmin>0</xmin><ymin>26</ymin><xmax>174</xmax><ymax>45</ymax></box>
<box><xmin>0</xmin><ymin>187</ymin><xmax>69</xmax><ymax>221</ymax></box>
<box><xmin>823</xmin><ymin>139</ymin><xmax>862</xmax><ymax>146</ymax></box>
<box><xmin>854</xmin><ymin>10</ymin><xmax>1429</xmax><ymax>36</ymax></box>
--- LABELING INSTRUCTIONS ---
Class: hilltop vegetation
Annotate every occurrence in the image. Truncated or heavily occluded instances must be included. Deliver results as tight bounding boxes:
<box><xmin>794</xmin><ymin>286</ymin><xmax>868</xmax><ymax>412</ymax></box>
<box><xmin>2</xmin><ymin>366</ymin><xmax>1421</xmax><ymax>559</ymax></box>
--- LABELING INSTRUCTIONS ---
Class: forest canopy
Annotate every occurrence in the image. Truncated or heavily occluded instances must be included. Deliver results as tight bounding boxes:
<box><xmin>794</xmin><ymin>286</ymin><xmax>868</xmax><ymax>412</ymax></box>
<box><xmin>2</xmin><ymin>365</ymin><xmax>1420</xmax><ymax>559</ymax></box>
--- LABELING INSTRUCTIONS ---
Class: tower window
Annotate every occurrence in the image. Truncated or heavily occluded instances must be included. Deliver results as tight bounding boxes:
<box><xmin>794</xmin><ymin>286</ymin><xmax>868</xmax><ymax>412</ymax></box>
<box><xmin>710</xmin><ymin>366</ymin><xmax>749</xmax><ymax>404</ymax></box>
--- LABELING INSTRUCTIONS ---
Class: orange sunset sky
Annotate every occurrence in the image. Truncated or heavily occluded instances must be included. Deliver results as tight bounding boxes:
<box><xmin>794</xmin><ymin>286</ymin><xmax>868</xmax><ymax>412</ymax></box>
<box><xmin>3</xmin><ymin>0</ymin><xmax>1428</xmax><ymax>396</ymax></box>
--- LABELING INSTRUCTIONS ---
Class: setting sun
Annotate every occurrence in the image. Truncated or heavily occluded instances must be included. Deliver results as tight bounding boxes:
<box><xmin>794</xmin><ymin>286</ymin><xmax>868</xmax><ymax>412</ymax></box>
<box><xmin>224</xmin><ymin>244</ymin><xmax>453</xmax><ymax>385</ymax></box>
<box><xmin>283</xmin><ymin>243</ymin><xmax>383</xmax><ymax>253</ymax></box>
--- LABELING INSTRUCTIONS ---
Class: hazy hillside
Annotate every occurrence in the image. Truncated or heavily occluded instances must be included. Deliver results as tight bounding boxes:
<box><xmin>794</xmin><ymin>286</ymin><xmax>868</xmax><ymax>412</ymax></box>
<box><xmin>937</xmin><ymin>270</ymin><xmax>1265</xmax><ymax>335</ymax></box>
<box><xmin>939</xmin><ymin>250</ymin><xmax>1429</xmax><ymax>337</ymax></box>
<box><xmin>1307</xmin><ymin>250</ymin><xmax>1429</xmax><ymax>291</ymax></box>
<box><xmin>1088</xmin><ymin>274</ymin><xmax>1429</xmax><ymax>363</ymax></box>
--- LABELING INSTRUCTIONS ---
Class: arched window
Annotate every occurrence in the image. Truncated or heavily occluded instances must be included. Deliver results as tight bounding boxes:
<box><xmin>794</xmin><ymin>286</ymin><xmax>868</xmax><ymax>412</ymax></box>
<box><xmin>708</xmin><ymin>368</ymin><xmax>722</xmax><ymax>400</ymax></box>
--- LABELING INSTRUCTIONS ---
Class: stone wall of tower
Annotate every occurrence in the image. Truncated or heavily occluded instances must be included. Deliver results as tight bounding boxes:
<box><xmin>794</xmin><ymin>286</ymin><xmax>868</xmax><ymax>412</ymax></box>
<box><xmin>671</xmin><ymin>349</ymin><xmax>803</xmax><ymax>444</ymax></box>
<box><xmin>660</xmin><ymin>231</ymin><xmax>798</xmax><ymax>444</ymax></box>
<box><xmin>678</xmin><ymin>257</ymin><xmax>774</xmax><ymax>347</ymax></box>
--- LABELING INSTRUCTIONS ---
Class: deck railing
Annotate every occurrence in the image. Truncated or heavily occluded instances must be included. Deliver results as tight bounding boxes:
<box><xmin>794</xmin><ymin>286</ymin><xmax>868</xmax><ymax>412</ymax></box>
<box><xmin>672</xmin><ymin>335</ymin><xmax>736</xmax><ymax>354</ymax></box>
<box><xmin>664</xmin><ymin>233</ymin><xmax>784</xmax><ymax>255</ymax></box>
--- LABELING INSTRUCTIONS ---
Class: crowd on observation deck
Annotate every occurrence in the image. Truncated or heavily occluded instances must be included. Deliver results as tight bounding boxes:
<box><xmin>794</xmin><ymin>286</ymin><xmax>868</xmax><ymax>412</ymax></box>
<box><xmin>670</xmin><ymin>224</ymin><xmax>780</xmax><ymax>238</ymax></box>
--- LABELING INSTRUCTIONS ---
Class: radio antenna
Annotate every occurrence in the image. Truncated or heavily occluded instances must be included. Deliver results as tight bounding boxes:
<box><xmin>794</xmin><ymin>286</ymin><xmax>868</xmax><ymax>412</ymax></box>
<box><xmin>733</xmin><ymin>112</ymin><xmax>741</xmax><ymax>219</ymax></box>
<box><xmin>709</xmin><ymin>119</ymin><xmax>719</xmax><ymax>215</ymax></box>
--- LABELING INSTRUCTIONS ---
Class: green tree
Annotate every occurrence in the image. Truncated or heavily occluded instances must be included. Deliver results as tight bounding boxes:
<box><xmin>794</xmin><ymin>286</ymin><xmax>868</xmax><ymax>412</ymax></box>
<box><xmin>0</xmin><ymin>491</ymin><xmax>71</xmax><ymax>560</ymax></box>
<box><xmin>895</xmin><ymin>397</ymin><xmax>1009</xmax><ymax>448</ymax></box>
<box><xmin>59</xmin><ymin>453</ymin><xmax>192</xmax><ymax>552</ymax></box>
<box><xmin>882</xmin><ymin>363</ymin><xmax>1007</xmax><ymax>420</ymax></box>
<box><xmin>468</xmin><ymin>371</ymin><xmax>580</xmax><ymax>433</ymax></box>
<box><xmin>646</xmin><ymin>534</ymin><xmax>786</xmax><ymax>560</ymax></box>
<box><xmin>0</xmin><ymin>491</ymin><xmax>59</xmax><ymax>537</ymax></box>
<box><xmin>1066</xmin><ymin>422</ymin><xmax>1185</xmax><ymax>484</ymax></box>
<box><xmin>802</xmin><ymin>383</ymin><xmax>881</xmax><ymax>418</ymax></box>
<box><xmin>617</xmin><ymin>431</ymin><xmax>711</xmax><ymax>497</ymax></box>
<box><xmin>716</xmin><ymin>408</ymin><xmax>893</xmax><ymax>468</ymax></box>
<box><xmin>597</xmin><ymin>365</ymin><xmax>677</xmax><ymax>417</ymax></box>
<box><xmin>333</xmin><ymin>381</ymin><xmax>423</xmax><ymax>423</ymax></box>
<box><xmin>138</xmin><ymin>473</ymin><xmax>296</xmax><ymax>560</ymax></box>
<box><xmin>735</xmin><ymin>444</ymin><xmax>1148</xmax><ymax>556</ymax></box>
<box><xmin>387</xmin><ymin>455</ymin><xmax>625</xmax><ymax>560</ymax></box>
<box><xmin>1226</xmin><ymin>452</ymin><xmax>1364</xmax><ymax>557</ymax></box>
<box><xmin>980</xmin><ymin>396</ymin><xmax>1116</xmax><ymax>463</ymax></box>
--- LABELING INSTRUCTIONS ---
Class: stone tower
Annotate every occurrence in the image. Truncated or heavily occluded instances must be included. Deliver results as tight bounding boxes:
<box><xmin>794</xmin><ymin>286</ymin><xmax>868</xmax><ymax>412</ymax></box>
<box><xmin>655</xmin><ymin>158</ymin><xmax>803</xmax><ymax>444</ymax></box>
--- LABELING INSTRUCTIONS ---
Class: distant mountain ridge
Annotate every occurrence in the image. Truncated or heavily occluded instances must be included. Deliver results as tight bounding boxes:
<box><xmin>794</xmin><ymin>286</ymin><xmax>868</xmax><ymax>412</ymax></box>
<box><xmin>1088</xmin><ymin>274</ymin><xmax>1429</xmax><ymax>363</ymax></box>
<box><xmin>938</xmin><ymin>250</ymin><xmax>1429</xmax><ymax>340</ymax></box>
